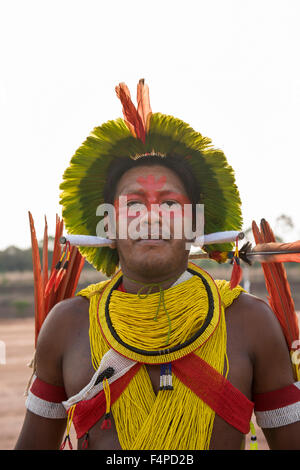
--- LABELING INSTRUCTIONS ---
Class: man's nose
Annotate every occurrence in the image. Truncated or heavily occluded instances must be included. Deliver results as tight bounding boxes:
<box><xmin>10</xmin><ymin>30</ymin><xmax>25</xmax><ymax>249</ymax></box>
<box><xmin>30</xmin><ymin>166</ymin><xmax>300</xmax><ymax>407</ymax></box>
<box><xmin>139</xmin><ymin>205</ymin><xmax>160</xmax><ymax>225</ymax></box>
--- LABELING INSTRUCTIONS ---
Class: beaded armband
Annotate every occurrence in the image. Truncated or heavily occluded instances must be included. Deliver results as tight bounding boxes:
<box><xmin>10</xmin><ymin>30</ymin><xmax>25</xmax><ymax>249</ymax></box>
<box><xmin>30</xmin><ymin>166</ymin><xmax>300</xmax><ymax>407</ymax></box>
<box><xmin>254</xmin><ymin>381</ymin><xmax>300</xmax><ymax>428</ymax></box>
<box><xmin>25</xmin><ymin>375</ymin><xmax>68</xmax><ymax>419</ymax></box>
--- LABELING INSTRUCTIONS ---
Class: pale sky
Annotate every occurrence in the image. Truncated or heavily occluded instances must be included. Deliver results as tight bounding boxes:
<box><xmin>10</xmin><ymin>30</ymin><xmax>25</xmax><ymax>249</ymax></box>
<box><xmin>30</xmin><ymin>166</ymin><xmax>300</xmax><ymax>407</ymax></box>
<box><xmin>1</xmin><ymin>0</ymin><xmax>300</xmax><ymax>250</ymax></box>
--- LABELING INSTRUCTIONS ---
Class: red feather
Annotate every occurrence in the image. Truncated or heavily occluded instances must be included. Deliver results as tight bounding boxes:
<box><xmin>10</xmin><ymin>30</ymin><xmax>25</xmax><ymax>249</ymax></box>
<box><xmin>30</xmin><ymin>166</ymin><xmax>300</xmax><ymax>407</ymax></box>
<box><xmin>44</xmin><ymin>269</ymin><xmax>57</xmax><ymax>298</ymax></box>
<box><xmin>252</xmin><ymin>219</ymin><xmax>299</xmax><ymax>352</ymax></box>
<box><xmin>46</xmin><ymin>217</ymin><xmax>64</xmax><ymax>312</ymax></box>
<box><xmin>115</xmin><ymin>82</ymin><xmax>146</xmax><ymax>143</ymax></box>
<box><xmin>229</xmin><ymin>237</ymin><xmax>243</xmax><ymax>289</ymax></box>
<box><xmin>28</xmin><ymin>212</ymin><xmax>45</xmax><ymax>346</ymax></box>
<box><xmin>137</xmin><ymin>78</ymin><xmax>152</xmax><ymax>132</ymax></box>
<box><xmin>54</xmin><ymin>267</ymin><xmax>66</xmax><ymax>292</ymax></box>
<box><xmin>56</xmin><ymin>248</ymin><xmax>74</xmax><ymax>301</ymax></box>
<box><xmin>42</xmin><ymin>216</ymin><xmax>48</xmax><ymax>291</ymax></box>
<box><xmin>230</xmin><ymin>259</ymin><xmax>243</xmax><ymax>289</ymax></box>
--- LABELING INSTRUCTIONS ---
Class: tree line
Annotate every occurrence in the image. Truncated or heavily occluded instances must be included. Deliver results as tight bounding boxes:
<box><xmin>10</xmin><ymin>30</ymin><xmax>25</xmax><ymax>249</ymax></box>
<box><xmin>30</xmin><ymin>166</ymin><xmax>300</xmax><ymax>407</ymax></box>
<box><xmin>0</xmin><ymin>244</ymin><xmax>91</xmax><ymax>272</ymax></box>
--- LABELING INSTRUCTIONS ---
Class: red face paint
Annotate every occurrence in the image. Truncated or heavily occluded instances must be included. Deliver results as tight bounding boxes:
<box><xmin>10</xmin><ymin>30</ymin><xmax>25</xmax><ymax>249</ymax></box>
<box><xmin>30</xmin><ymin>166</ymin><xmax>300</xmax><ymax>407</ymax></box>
<box><xmin>114</xmin><ymin>173</ymin><xmax>192</xmax><ymax>240</ymax></box>
<box><xmin>136</xmin><ymin>174</ymin><xmax>167</xmax><ymax>192</ymax></box>
<box><xmin>123</xmin><ymin>174</ymin><xmax>191</xmax><ymax>211</ymax></box>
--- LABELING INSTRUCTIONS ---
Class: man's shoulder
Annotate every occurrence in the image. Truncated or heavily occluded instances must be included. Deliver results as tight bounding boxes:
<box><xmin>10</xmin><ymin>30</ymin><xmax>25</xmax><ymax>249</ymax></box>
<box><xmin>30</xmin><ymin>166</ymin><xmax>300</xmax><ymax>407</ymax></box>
<box><xmin>46</xmin><ymin>295</ymin><xmax>89</xmax><ymax>323</ymax></box>
<box><xmin>227</xmin><ymin>290</ymin><xmax>277</xmax><ymax>324</ymax></box>
<box><xmin>226</xmin><ymin>290</ymin><xmax>290</xmax><ymax>363</ymax></box>
<box><xmin>226</xmin><ymin>289</ymin><xmax>282</xmax><ymax>334</ymax></box>
<box><xmin>34</xmin><ymin>296</ymin><xmax>90</xmax><ymax>385</ymax></box>
<box><xmin>36</xmin><ymin>295</ymin><xmax>90</xmax><ymax>348</ymax></box>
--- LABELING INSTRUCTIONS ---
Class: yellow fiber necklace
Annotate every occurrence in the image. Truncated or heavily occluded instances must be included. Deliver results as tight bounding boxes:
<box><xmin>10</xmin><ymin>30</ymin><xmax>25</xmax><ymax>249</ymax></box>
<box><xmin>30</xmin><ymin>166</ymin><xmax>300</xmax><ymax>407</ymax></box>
<box><xmin>96</xmin><ymin>265</ymin><xmax>221</xmax><ymax>364</ymax></box>
<box><xmin>79</xmin><ymin>262</ymin><xmax>244</xmax><ymax>449</ymax></box>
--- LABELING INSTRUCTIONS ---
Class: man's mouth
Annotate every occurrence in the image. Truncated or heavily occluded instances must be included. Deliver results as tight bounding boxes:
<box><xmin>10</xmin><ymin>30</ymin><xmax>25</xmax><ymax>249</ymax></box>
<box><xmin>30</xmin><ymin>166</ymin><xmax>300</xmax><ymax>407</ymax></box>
<box><xmin>135</xmin><ymin>239</ymin><xmax>169</xmax><ymax>247</ymax></box>
<box><xmin>133</xmin><ymin>227</ymin><xmax>172</xmax><ymax>241</ymax></box>
<box><xmin>135</xmin><ymin>232</ymin><xmax>172</xmax><ymax>244</ymax></box>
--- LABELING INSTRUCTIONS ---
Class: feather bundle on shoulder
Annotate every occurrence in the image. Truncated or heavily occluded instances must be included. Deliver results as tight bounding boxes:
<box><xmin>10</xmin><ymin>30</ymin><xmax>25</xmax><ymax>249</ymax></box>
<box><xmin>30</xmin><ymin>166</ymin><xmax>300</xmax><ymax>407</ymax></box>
<box><xmin>28</xmin><ymin>212</ymin><xmax>85</xmax><ymax>345</ymax></box>
<box><xmin>252</xmin><ymin>219</ymin><xmax>300</xmax><ymax>379</ymax></box>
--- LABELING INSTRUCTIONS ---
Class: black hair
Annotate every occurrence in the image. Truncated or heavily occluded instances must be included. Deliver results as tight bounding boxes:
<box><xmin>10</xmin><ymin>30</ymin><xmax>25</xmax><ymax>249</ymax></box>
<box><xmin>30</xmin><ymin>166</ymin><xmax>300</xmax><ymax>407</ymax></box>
<box><xmin>103</xmin><ymin>154</ymin><xmax>201</xmax><ymax>207</ymax></box>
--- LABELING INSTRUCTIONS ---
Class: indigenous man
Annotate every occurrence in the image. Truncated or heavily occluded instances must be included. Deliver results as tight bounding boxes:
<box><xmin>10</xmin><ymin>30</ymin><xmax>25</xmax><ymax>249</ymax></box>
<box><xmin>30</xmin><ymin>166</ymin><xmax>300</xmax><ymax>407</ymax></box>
<box><xmin>15</xmin><ymin>81</ymin><xmax>300</xmax><ymax>450</ymax></box>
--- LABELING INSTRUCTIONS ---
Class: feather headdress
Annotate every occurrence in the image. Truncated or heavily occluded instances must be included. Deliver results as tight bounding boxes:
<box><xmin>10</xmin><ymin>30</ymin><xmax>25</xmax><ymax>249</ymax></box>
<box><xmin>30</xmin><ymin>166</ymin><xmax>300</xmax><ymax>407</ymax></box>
<box><xmin>60</xmin><ymin>79</ymin><xmax>242</xmax><ymax>276</ymax></box>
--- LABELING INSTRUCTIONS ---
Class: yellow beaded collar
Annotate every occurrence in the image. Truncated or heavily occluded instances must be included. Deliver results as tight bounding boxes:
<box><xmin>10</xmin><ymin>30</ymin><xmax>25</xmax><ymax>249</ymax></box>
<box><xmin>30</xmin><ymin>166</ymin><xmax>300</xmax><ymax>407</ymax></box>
<box><xmin>96</xmin><ymin>263</ymin><xmax>222</xmax><ymax>364</ymax></box>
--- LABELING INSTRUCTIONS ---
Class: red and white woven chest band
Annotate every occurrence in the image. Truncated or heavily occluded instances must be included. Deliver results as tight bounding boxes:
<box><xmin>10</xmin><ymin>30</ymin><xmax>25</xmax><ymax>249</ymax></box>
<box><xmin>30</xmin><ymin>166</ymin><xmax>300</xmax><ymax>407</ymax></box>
<box><xmin>26</xmin><ymin>375</ymin><xmax>68</xmax><ymax>419</ymax></box>
<box><xmin>254</xmin><ymin>381</ymin><xmax>300</xmax><ymax>428</ymax></box>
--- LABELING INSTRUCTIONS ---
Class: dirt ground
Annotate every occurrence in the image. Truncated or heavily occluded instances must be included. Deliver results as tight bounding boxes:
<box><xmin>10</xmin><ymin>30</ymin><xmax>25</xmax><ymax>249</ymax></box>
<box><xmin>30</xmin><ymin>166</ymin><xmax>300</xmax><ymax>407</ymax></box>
<box><xmin>0</xmin><ymin>317</ymin><xmax>269</xmax><ymax>451</ymax></box>
<box><xmin>0</xmin><ymin>317</ymin><xmax>77</xmax><ymax>450</ymax></box>
<box><xmin>1</xmin><ymin>317</ymin><xmax>35</xmax><ymax>450</ymax></box>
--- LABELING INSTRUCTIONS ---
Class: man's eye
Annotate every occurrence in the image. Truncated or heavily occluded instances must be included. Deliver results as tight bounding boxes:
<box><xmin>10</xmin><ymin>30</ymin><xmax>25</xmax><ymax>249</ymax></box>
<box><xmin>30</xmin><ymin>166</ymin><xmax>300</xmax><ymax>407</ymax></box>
<box><xmin>160</xmin><ymin>201</ymin><xmax>181</xmax><ymax>210</ymax></box>
<box><xmin>127</xmin><ymin>201</ymin><xmax>146</xmax><ymax>212</ymax></box>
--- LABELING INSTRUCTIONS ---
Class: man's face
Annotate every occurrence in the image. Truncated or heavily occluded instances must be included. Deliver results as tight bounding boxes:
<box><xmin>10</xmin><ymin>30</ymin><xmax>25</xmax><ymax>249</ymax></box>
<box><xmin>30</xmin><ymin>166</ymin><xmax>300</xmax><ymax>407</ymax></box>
<box><xmin>112</xmin><ymin>164</ymin><xmax>193</xmax><ymax>279</ymax></box>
